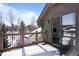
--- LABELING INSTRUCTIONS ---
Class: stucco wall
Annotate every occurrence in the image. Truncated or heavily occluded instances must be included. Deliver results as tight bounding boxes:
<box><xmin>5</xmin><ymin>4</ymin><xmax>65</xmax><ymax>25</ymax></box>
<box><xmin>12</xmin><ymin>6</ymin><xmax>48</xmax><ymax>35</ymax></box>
<box><xmin>42</xmin><ymin>16</ymin><xmax>52</xmax><ymax>43</ymax></box>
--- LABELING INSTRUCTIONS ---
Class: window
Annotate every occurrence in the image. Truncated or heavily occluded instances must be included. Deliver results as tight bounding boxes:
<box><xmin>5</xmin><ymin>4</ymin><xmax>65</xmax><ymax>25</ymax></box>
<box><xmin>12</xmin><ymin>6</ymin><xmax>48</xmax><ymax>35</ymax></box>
<box><xmin>61</xmin><ymin>12</ymin><xmax>76</xmax><ymax>46</ymax></box>
<box><xmin>62</xmin><ymin>12</ymin><xmax>76</xmax><ymax>25</ymax></box>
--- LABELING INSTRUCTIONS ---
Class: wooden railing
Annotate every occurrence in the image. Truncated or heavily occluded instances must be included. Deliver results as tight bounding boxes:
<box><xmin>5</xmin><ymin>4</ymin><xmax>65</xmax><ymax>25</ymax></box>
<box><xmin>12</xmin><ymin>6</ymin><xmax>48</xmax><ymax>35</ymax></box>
<box><xmin>3</xmin><ymin>31</ymin><xmax>46</xmax><ymax>52</ymax></box>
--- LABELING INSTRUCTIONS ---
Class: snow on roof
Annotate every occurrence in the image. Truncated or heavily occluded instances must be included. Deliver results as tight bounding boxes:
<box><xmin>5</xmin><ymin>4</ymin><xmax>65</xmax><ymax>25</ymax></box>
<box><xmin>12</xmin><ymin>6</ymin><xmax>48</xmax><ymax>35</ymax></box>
<box><xmin>6</xmin><ymin>31</ymin><xmax>19</xmax><ymax>34</ymax></box>
<box><xmin>24</xmin><ymin>27</ymin><xmax>42</xmax><ymax>37</ymax></box>
<box><xmin>31</xmin><ymin>27</ymin><xmax>42</xmax><ymax>33</ymax></box>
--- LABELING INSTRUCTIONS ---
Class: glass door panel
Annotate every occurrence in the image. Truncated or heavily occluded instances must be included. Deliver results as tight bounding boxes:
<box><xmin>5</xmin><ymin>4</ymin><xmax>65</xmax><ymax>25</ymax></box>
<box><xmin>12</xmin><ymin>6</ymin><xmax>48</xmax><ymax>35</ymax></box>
<box><xmin>61</xmin><ymin>12</ymin><xmax>76</xmax><ymax>46</ymax></box>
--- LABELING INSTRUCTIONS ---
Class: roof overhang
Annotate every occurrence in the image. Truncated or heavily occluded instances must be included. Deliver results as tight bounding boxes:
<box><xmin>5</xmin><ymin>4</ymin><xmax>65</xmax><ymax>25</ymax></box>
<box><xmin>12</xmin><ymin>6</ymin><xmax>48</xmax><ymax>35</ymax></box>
<box><xmin>37</xmin><ymin>3</ymin><xmax>56</xmax><ymax>24</ymax></box>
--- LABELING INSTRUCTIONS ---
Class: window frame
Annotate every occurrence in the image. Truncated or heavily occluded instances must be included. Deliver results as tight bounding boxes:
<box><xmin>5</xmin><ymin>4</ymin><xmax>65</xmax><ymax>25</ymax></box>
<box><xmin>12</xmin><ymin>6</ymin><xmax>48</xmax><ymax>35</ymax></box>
<box><xmin>60</xmin><ymin>11</ymin><xmax>77</xmax><ymax>46</ymax></box>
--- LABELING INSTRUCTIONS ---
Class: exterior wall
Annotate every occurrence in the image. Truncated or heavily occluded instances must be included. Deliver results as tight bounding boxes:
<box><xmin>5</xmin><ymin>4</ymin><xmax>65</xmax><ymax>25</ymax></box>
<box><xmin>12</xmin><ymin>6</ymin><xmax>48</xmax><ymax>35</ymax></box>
<box><xmin>42</xmin><ymin>17</ymin><xmax>52</xmax><ymax>43</ymax></box>
<box><xmin>40</xmin><ymin>3</ymin><xmax>79</xmax><ymax>46</ymax></box>
<box><xmin>77</xmin><ymin>8</ymin><xmax>79</xmax><ymax>48</ymax></box>
<box><xmin>68</xmin><ymin>8</ymin><xmax>79</xmax><ymax>56</ymax></box>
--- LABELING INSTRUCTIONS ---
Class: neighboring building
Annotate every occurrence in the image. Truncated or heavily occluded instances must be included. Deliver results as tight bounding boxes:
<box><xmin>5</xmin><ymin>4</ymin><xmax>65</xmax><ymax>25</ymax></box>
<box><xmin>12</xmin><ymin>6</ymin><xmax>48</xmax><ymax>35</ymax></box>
<box><xmin>37</xmin><ymin>3</ymin><xmax>79</xmax><ymax>55</ymax></box>
<box><xmin>24</xmin><ymin>25</ymin><xmax>38</xmax><ymax>33</ymax></box>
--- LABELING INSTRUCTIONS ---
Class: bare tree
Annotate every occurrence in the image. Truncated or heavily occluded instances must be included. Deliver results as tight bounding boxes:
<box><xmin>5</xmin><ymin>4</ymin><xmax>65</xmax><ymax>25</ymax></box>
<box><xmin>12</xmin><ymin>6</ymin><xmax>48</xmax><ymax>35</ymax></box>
<box><xmin>8</xmin><ymin>9</ymin><xmax>14</xmax><ymax>27</ymax></box>
<box><xmin>30</xmin><ymin>16</ymin><xmax>36</xmax><ymax>26</ymax></box>
<box><xmin>17</xmin><ymin>17</ymin><xmax>21</xmax><ymax>31</ymax></box>
<box><xmin>28</xmin><ymin>16</ymin><xmax>38</xmax><ymax>32</ymax></box>
<box><xmin>0</xmin><ymin>13</ymin><xmax>3</xmax><ymax>25</ymax></box>
<box><xmin>0</xmin><ymin>12</ymin><xmax>10</xmax><ymax>48</ymax></box>
<box><xmin>8</xmin><ymin>9</ymin><xmax>15</xmax><ymax>47</ymax></box>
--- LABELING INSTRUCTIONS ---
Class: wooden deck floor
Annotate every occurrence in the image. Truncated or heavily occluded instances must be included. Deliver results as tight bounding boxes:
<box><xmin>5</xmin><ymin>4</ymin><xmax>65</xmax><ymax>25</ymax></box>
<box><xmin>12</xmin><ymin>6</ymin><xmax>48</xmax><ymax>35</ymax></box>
<box><xmin>2</xmin><ymin>42</ymin><xmax>60</xmax><ymax>56</ymax></box>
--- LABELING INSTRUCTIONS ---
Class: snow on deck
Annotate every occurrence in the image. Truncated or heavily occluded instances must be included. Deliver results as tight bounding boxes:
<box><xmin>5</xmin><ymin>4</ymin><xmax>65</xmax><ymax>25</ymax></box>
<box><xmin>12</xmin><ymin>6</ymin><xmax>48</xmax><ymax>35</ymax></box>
<box><xmin>2</xmin><ymin>43</ymin><xmax>60</xmax><ymax>56</ymax></box>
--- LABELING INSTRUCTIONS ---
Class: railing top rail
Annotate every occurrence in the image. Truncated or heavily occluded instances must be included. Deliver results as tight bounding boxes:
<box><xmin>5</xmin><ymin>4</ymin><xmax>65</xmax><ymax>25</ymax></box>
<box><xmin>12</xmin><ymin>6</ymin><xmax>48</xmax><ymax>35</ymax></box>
<box><xmin>6</xmin><ymin>32</ymin><xmax>46</xmax><ymax>36</ymax></box>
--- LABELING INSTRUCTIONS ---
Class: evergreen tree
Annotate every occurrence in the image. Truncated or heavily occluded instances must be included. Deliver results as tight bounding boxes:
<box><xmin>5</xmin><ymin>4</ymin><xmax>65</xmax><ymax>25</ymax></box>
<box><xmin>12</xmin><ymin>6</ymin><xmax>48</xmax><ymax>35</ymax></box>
<box><xmin>2</xmin><ymin>24</ymin><xmax>11</xmax><ymax>48</ymax></box>
<box><xmin>20</xmin><ymin>21</ymin><xmax>25</xmax><ymax>33</ymax></box>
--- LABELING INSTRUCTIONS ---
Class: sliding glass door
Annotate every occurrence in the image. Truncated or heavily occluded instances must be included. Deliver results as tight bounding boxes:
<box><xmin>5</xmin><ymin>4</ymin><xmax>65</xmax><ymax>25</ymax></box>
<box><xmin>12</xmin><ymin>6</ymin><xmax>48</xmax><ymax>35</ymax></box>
<box><xmin>60</xmin><ymin>12</ymin><xmax>76</xmax><ymax>54</ymax></box>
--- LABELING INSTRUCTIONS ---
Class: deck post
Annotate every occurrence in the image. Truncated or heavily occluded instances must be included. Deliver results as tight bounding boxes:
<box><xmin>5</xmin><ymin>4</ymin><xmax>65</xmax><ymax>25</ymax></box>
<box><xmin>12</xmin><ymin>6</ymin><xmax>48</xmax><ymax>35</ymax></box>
<box><xmin>21</xmin><ymin>31</ymin><xmax>24</xmax><ymax>46</ymax></box>
<box><xmin>45</xmin><ymin>30</ymin><xmax>48</xmax><ymax>43</ymax></box>
<box><xmin>0</xmin><ymin>29</ymin><xmax>3</xmax><ymax>55</ymax></box>
<box><xmin>36</xmin><ymin>31</ymin><xmax>38</xmax><ymax>44</ymax></box>
<box><xmin>43</xmin><ymin>31</ymin><xmax>45</xmax><ymax>42</ymax></box>
<box><xmin>20</xmin><ymin>21</ymin><xmax>25</xmax><ymax>47</ymax></box>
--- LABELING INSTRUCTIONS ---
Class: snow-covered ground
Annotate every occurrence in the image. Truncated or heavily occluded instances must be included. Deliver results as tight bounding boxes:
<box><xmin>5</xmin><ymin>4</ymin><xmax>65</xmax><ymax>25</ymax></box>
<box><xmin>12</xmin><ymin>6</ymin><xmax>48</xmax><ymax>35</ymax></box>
<box><xmin>62</xmin><ymin>32</ymin><xmax>76</xmax><ymax>45</ymax></box>
<box><xmin>2</xmin><ymin>43</ymin><xmax>60</xmax><ymax>56</ymax></box>
<box><xmin>8</xmin><ymin>35</ymin><xmax>21</xmax><ymax>48</ymax></box>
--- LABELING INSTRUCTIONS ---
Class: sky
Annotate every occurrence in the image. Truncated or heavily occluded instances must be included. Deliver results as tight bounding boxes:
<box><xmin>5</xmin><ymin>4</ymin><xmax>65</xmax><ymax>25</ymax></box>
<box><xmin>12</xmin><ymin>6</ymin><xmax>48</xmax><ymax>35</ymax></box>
<box><xmin>4</xmin><ymin>3</ymin><xmax>45</xmax><ymax>16</ymax></box>
<box><xmin>62</xmin><ymin>12</ymin><xmax>76</xmax><ymax>25</ymax></box>
<box><xmin>0</xmin><ymin>3</ymin><xmax>45</xmax><ymax>26</ymax></box>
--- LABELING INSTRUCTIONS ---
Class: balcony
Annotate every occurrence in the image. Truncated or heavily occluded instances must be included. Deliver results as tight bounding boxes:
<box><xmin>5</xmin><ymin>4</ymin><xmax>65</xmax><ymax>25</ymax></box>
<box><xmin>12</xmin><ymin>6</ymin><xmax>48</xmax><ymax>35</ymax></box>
<box><xmin>2</xmin><ymin>42</ymin><xmax>60</xmax><ymax>56</ymax></box>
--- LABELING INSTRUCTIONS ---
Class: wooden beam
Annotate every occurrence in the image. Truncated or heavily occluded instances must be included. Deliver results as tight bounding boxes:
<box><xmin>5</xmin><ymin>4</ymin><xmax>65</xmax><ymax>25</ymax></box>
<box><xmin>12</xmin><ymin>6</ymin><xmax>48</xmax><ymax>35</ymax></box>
<box><xmin>6</xmin><ymin>32</ymin><xmax>46</xmax><ymax>36</ymax></box>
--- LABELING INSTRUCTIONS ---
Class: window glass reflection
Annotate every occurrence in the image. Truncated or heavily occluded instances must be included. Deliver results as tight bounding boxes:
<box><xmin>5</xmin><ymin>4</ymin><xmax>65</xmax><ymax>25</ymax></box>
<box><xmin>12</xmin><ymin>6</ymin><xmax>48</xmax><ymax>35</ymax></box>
<box><xmin>61</xmin><ymin>12</ymin><xmax>76</xmax><ymax>46</ymax></box>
